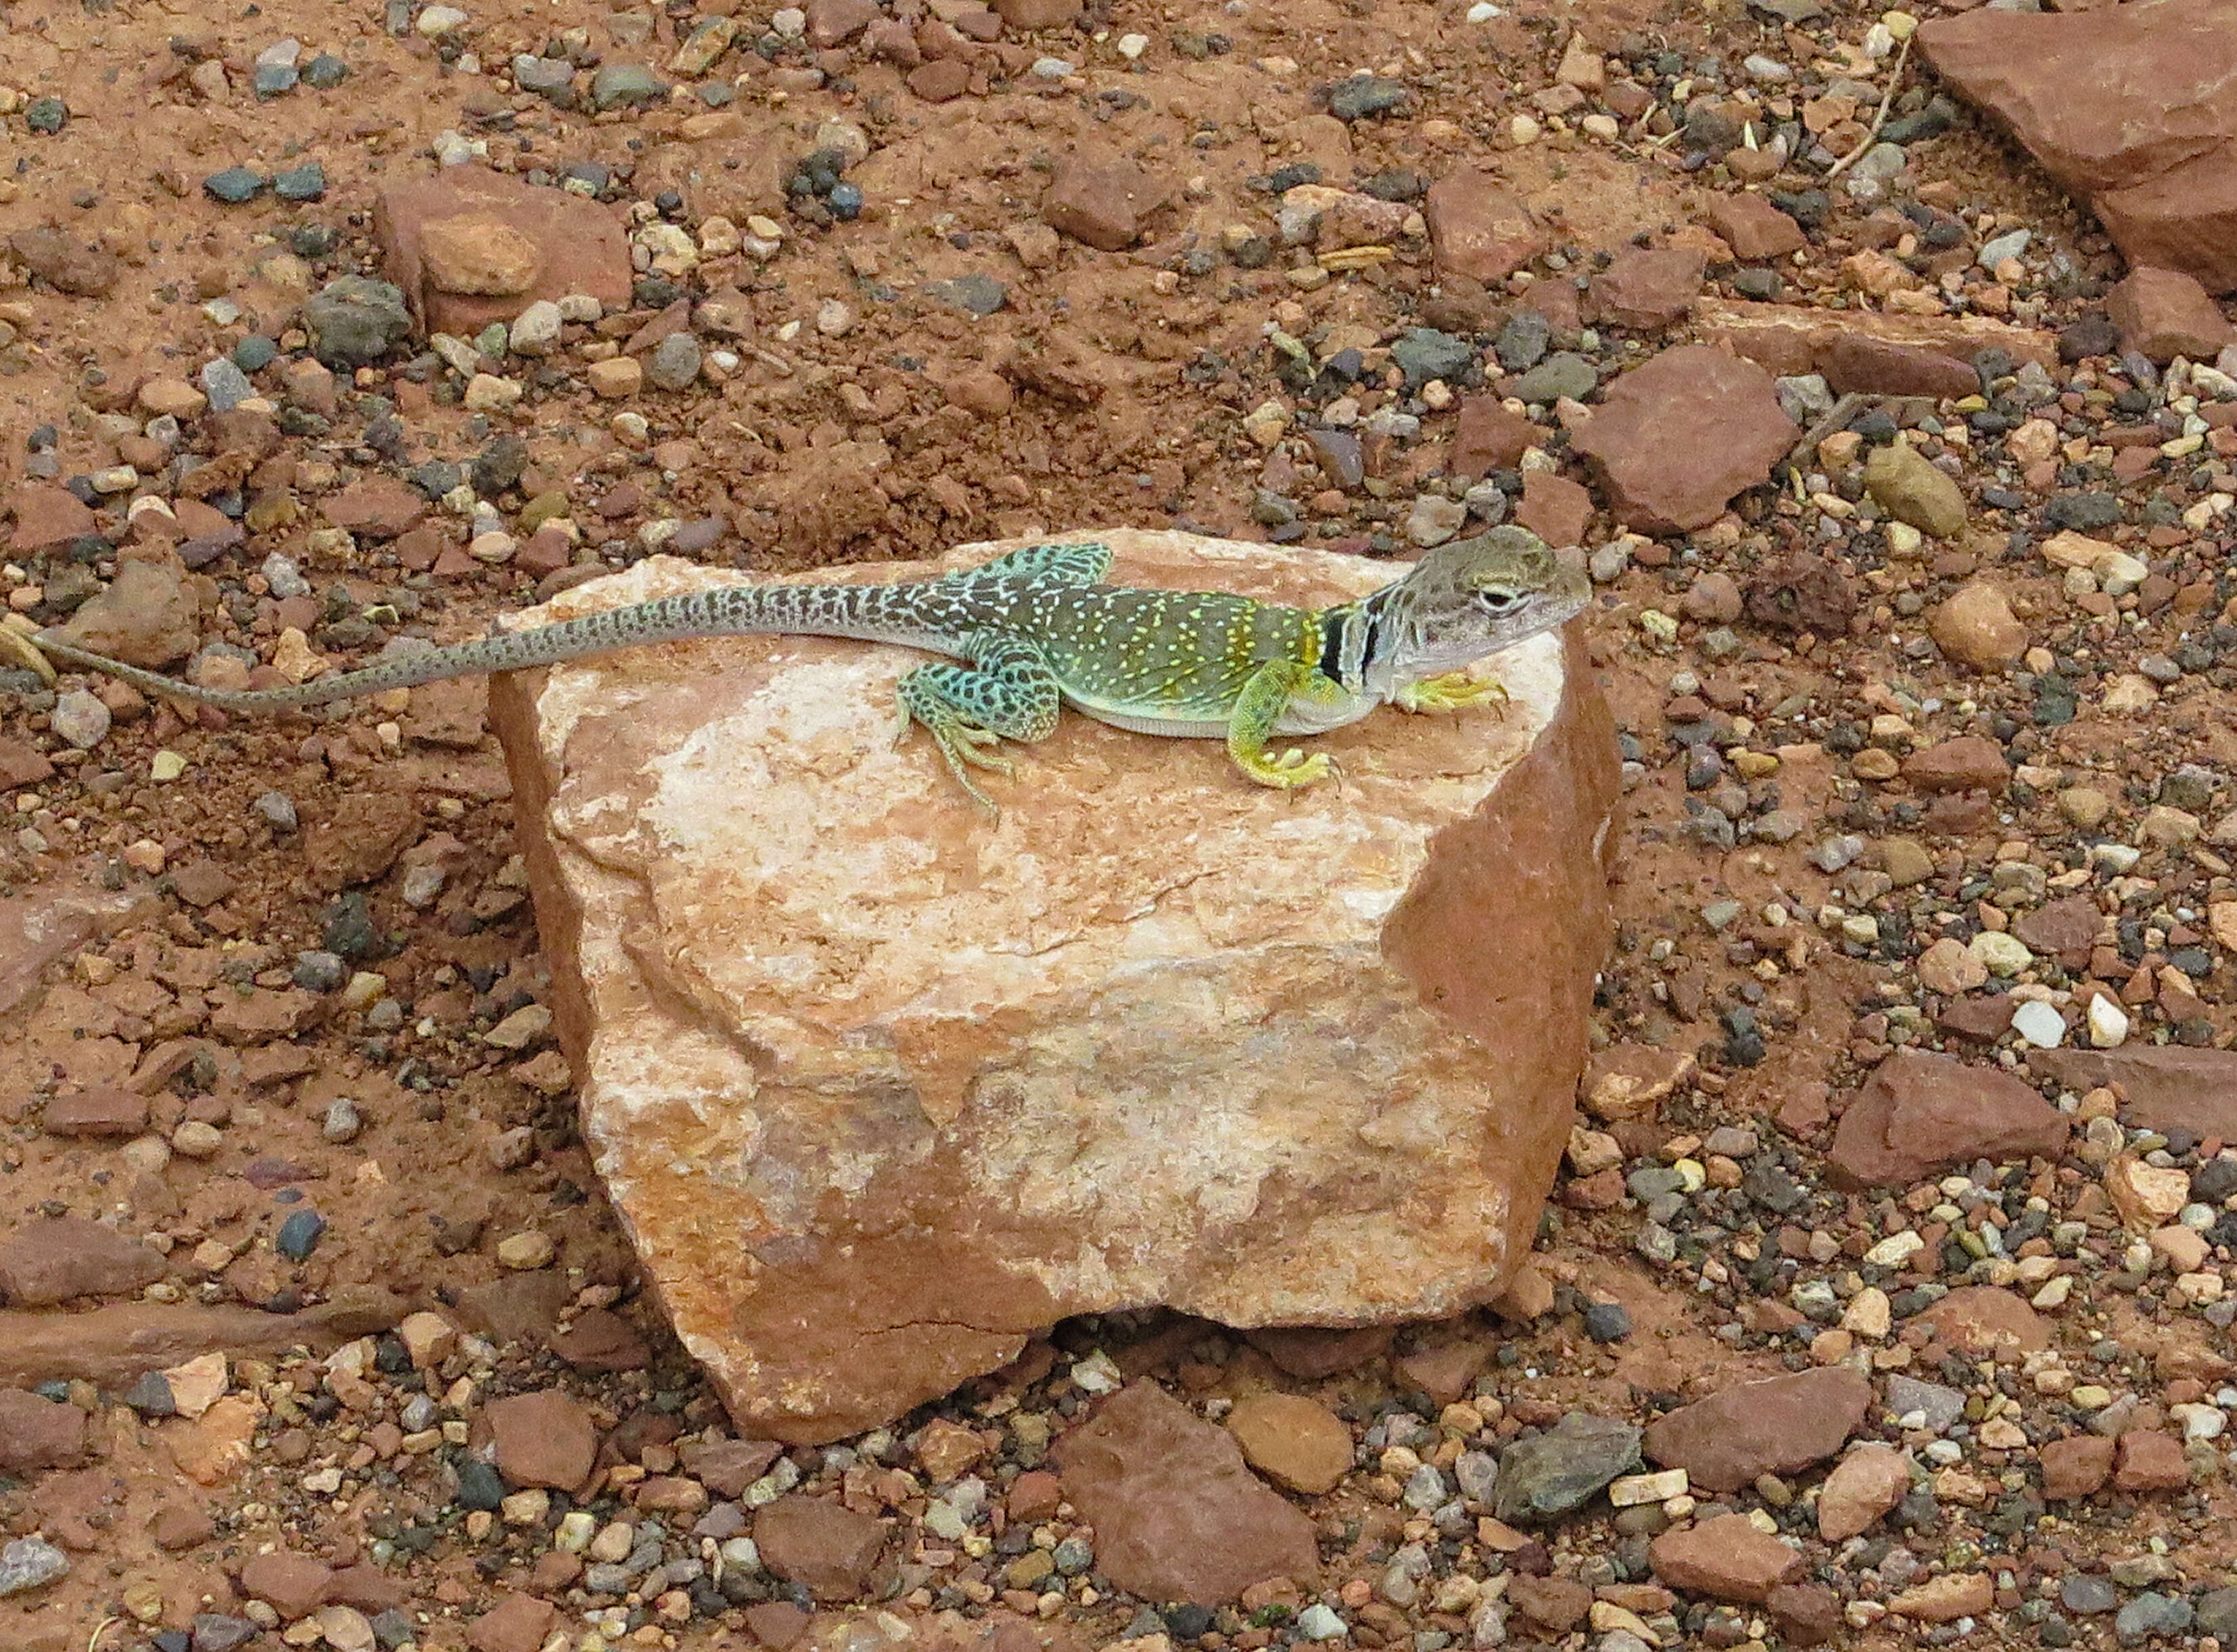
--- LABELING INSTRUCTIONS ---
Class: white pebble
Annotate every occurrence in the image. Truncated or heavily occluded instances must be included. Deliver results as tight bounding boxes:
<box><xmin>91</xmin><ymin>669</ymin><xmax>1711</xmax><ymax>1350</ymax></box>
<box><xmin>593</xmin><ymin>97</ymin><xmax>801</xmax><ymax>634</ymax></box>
<box><xmin>2010</xmin><ymin>999</ymin><xmax>2067</xmax><ymax>1049</ymax></box>
<box><xmin>1116</xmin><ymin>32</ymin><xmax>1148</xmax><ymax>57</ymax></box>
<box><xmin>2086</xmin><ymin>995</ymin><xmax>2129</xmax><ymax>1049</ymax></box>
<box><xmin>417</xmin><ymin>6</ymin><xmax>469</xmax><ymax>37</ymax></box>
<box><xmin>50</xmin><ymin>689</ymin><xmax>112</xmax><ymax>751</ymax></box>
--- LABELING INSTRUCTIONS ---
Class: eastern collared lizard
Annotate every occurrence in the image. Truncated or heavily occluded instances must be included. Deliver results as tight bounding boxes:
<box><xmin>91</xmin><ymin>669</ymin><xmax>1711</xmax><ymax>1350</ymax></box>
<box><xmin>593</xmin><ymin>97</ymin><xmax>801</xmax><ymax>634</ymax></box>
<box><xmin>9</xmin><ymin>527</ymin><xmax>1589</xmax><ymax>807</ymax></box>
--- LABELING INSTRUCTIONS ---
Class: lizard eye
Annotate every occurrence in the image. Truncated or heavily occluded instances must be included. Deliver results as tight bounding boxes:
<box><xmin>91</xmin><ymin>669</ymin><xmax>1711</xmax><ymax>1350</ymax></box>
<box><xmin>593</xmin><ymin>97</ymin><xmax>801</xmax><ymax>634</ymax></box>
<box><xmin>1476</xmin><ymin>588</ymin><xmax>1521</xmax><ymax>613</ymax></box>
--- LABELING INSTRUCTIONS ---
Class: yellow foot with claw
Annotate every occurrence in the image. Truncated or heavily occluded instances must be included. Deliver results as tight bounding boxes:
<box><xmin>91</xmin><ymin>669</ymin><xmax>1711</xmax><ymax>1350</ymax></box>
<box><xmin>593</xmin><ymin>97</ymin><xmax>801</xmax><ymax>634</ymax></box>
<box><xmin>1397</xmin><ymin>671</ymin><xmax>1509</xmax><ymax>716</ymax></box>
<box><xmin>1240</xmin><ymin>747</ymin><xmax>1337</xmax><ymax>790</ymax></box>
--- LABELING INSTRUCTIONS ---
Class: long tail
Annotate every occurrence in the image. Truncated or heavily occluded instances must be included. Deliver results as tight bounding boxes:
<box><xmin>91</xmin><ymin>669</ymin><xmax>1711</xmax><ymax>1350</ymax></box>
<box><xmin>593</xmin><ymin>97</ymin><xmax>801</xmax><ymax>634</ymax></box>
<box><xmin>28</xmin><ymin>580</ymin><xmax>963</xmax><ymax>715</ymax></box>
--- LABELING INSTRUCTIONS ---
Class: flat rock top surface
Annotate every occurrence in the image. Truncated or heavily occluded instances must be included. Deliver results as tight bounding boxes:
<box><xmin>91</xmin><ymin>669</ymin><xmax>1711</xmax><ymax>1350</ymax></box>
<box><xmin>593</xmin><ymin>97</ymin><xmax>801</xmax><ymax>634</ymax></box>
<box><xmin>515</xmin><ymin>534</ymin><xmax>1574</xmax><ymax>1037</ymax></box>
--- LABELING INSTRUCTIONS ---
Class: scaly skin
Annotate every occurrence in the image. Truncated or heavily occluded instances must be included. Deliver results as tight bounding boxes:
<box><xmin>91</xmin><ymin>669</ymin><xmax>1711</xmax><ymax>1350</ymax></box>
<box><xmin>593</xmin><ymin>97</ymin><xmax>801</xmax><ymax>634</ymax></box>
<box><xmin>16</xmin><ymin>529</ymin><xmax>1590</xmax><ymax>808</ymax></box>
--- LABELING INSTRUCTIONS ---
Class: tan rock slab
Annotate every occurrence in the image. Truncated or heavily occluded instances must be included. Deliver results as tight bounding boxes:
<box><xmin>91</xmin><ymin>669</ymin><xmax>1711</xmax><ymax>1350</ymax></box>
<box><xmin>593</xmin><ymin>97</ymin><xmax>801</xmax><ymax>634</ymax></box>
<box><xmin>488</xmin><ymin>531</ymin><xmax>1618</xmax><ymax>1442</ymax></box>
<box><xmin>376</xmin><ymin>165</ymin><xmax>631</xmax><ymax>337</ymax></box>
<box><xmin>1816</xmin><ymin>1442</ymin><xmax>1911</xmax><ymax>1540</ymax></box>
<box><xmin>1648</xmin><ymin>1513</ymin><xmax>1802</xmax><ymax>1603</ymax></box>
<box><xmin>1694</xmin><ymin>298</ymin><xmax>2057</xmax><ymax>377</ymax></box>
<box><xmin>1891</xmin><ymin>1572</ymin><xmax>1994</xmax><ymax>1622</ymax></box>
<box><xmin>1225</xmin><ymin>1392</ymin><xmax>1355</xmax><ymax>1494</ymax></box>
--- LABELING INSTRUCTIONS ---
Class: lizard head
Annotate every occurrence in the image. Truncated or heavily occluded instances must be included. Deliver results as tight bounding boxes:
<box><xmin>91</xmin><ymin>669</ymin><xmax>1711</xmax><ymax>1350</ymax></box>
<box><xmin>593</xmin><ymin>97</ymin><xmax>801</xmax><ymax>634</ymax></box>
<box><xmin>1379</xmin><ymin>525</ymin><xmax>1591</xmax><ymax>676</ymax></box>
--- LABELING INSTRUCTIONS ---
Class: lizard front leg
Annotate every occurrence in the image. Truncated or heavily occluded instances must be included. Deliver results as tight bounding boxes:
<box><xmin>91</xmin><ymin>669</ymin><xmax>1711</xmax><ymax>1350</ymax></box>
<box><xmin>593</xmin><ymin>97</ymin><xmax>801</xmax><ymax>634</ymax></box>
<box><xmin>1396</xmin><ymin>671</ymin><xmax>1510</xmax><ymax>717</ymax></box>
<box><xmin>1226</xmin><ymin>659</ymin><xmax>1345</xmax><ymax>790</ymax></box>
<box><xmin>895</xmin><ymin>635</ymin><xmax>1062</xmax><ymax>809</ymax></box>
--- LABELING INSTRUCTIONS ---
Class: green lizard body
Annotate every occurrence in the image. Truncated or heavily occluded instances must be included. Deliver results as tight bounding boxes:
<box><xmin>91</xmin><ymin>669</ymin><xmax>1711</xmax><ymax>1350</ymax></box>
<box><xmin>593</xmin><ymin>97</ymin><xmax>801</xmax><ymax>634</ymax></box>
<box><xmin>16</xmin><ymin>529</ymin><xmax>1589</xmax><ymax>807</ymax></box>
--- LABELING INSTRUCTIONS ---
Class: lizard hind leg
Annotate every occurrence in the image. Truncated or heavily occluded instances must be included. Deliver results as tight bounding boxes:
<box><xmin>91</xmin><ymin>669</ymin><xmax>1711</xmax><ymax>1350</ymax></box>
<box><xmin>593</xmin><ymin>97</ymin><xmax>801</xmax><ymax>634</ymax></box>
<box><xmin>893</xmin><ymin>635</ymin><xmax>1063</xmax><ymax>809</ymax></box>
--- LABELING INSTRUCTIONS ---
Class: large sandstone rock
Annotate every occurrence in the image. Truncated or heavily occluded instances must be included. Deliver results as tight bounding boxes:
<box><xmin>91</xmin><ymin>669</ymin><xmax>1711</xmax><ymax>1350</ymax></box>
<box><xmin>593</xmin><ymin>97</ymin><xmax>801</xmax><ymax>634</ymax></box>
<box><xmin>2032</xmin><ymin>1047</ymin><xmax>2237</xmax><ymax>1141</ymax></box>
<box><xmin>486</xmin><ymin>531</ymin><xmax>1618</xmax><ymax>1442</ymax></box>
<box><xmin>1918</xmin><ymin>0</ymin><xmax>2237</xmax><ymax>293</ymax></box>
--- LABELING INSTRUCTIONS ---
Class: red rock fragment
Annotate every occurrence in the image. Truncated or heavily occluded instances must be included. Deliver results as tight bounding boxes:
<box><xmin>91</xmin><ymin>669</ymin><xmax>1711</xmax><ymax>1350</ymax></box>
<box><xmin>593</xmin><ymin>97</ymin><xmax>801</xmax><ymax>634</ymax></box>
<box><xmin>1648</xmin><ymin>1513</ymin><xmax>1802</xmax><ymax>1602</ymax></box>
<box><xmin>486</xmin><ymin>1390</ymin><xmax>599</xmax><ymax>1492</ymax></box>
<box><xmin>1827</xmin><ymin>1050</ymin><xmax>2069</xmax><ymax>1189</ymax></box>
<box><xmin>1642</xmin><ymin>1367</ymin><xmax>1869</xmax><ymax>1492</ymax></box>
<box><xmin>1041</xmin><ymin>154</ymin><xmax>1164</xmax><ymax>251</ymax></box>
<box><xmin>1569</xmin><ymin>345</ymin><xmax>1797</xmax><ymax>533</ymax></box>
<box><xmin>1424</xmin><ymin>172</ymin><xmax>1546</xmax><ymax>285</ymax></box>
<box><xmin>1056</xmin><ymin>1382</ymin><xmax>1320</xmax><ymax>1604</ymax></box>
<box><xmin>2106</xmin><ymin>266</ymin><xmax>2235</xmax><ymax>362</ymax></box>
<box><xmin>2038</xmin><ymin>1434</ymin><xmax>2115</xmax><ymax>1499</ymax></box>
<box><xmin>755</xmin><ymin>1494</ymin><xmax>889</xmax><ymax>1600</ymax></box>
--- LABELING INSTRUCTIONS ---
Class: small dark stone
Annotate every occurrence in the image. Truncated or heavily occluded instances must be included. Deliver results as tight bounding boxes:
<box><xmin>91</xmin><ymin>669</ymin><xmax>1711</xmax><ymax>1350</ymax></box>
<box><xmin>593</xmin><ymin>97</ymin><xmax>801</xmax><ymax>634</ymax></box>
<box><xmin>276</xmin><ymin>1208</ymin><xmax>327</xmax><ymax>1262</ymax></box>
<box><xmin>828</xmin><ymin>182</ymin><xmax>864</xmax><ymax>220</ymax></box>
<box><xmin>408</xmin><ymin>460</ymin><xmax>465</xmax><ymax>499</ymax></box>
<box><xmin>203</xmin><ymin>167</ymin><xmax>268</xmax><ymax>204</ymax></box>
<box><xmin>1731</xmin><ymin>268</ymin><xmax>1783</xmax><ymax>301</ymax></box>
<box><xmin>471</xmin><ymin>434</ymin><xmax>530</xmax><ymax>496</ymax></box>
<box><xmin>1391</xmin><ymin>327</ymin><xmax>1475</xmax><ymax>389</ymax></box>
<box><xmin>1162</xmin><ymin>1605</ymin><xmax>1217</xmax><ymax>1641</ymax></box>
<box><xmin>2190</xmin><ymin>1159</ymin><xmax>2237</xmax><ymax>1203</ymax></box>
<box><xmin>154</xmin><ymin>1634</ymin><xmax>191</xmax><ymax>1652</ymax></box>
<box><xmin>455</xmin><ymin>1457</ymin><xmax>509</xmax><ymax>1511</ymax></box>
<box><xmin>274</xmin><ymin>163</ymin><xmax>327</xmax><ymax>202</ymax></box>
<box><xmin>1583</xmin><ymin>1302</ymin><xmax>1632</xmax><ymax>1342</ymax></box>
<box><xmin>1260</xmin><ymin>162</ymin><xmax>1322</xmax><ymax>193</ymax></box>
<box><xmin>1768</xmin><ymin>189</ymin><xmax>1829</xmax><ymax>229</ymax></box>
<box><xmin>922</xmin><ymin>272</ymin><xmax>1007</xmax><ymax>317</ymax></box>
<box><xmin>254</xmin><ymin>62</ymin><xmax>299</xmax><ymax>98</ymax></box>
<box><xmin>304</xmin><ymin>53</ymin><xmax>352</xmax><ymax>89</ymax></box>
<box><xmin>291</xmin><ymin>223</ymin><xmax>338</xmax><ymax>259</ymax></box>
<box><xmin>1327</xmin><ymin>73</ymin><xmax>1408</xmax><ymax>120</ymax></box>
<box><xmin>233</xmin><ymin>335</ymin><xmax>279</xmax><ymax>373</ymax></box>
<box><xmin>1496</xmin><ymin>309</ymin><xmax>1552</xmax><ymax>372</ymax></box>
<box><xmin>25</xmin><ymin>97</ymin><xmax>68</xmax><ymax>134</ymax></box>
<box><xmin>322</xmin><ymin>891</ymin><xmax>383</xmax><ymax>960</ymax></box>
<box><xmin>2058</xmin><ymin>314</ymin><xmax>2121</xmax><ymax>363</ymax></box>
<box><xmin>2043</xmin><ymin>492</ymin><xmax>2123</xmax><ymax>531</ymax></box>
<box><xmin>124</xmin><ymin>1369</ymin><xmax>179</xmax><ymax>1417</ymax></box>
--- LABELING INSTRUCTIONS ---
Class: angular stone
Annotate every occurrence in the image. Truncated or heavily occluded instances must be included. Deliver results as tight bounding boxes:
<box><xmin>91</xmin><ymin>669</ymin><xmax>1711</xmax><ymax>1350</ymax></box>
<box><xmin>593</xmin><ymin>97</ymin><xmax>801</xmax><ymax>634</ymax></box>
<box><xmin>2113</xmin><ymin>1430</ymin><xmax>2190</xmax><ymax>1493</ymax></box>
<box><xmin>1450</xmin><ymin>396</ymin><xmax>1540</xmax><ymax>479</ymax></box>
<box><xmin>1649</xmin><ymin>1513</ymin><xmax>1802</xmax><ymax>1602</ymax></box>
<box><xmin>1225</xmin><ymin>1392</ymin><xmax>1355</xmax><ymax>1495</ymax></box>
<box><xmin>484</xmin><ymin>532</ymin><xmax>1616</xmax><ymax>1442</ymax></box>
<box><xmin>0</xmin><ymin>1389</ymin><xmax>87</xmax><ymax>1473</ymax></box>
<box><xmin>804</xmin><ymin>0</ymin><xmax>878</xmax><ymax>46</ymax></box>
<box><xmin>9</xmin><ymin>484</ymin><xmax>97</xmax><ymax>557</ymax></box>
<box><xmin>239</xmin><ymin>1549</ymin><xmax>334</xmax><ymax>1620</ymax></box>
<box><xmin>1042</xmin><ymin>154</ymin><xmax>1165</xmax><ymax>251</ymax></box>
<box><xmin>1915</xmin><ymin>1286</ymin><xmax>2049</xmax><ymax>1356</ymax></box>
<box><xmin>1821</xmin><ymin>334</ymin><xmax>1982</xmax><ymax>401</ymax></box>
<box><xmin>2028</xmin><ymin>1047</ymin><xmax>2237</xmax><ymax>1141</ymax></box>
<box><xmin>1827</xmin><ymin>1051</ymin><xmax>2069</xmax><ymax>1189</ymax></box>
<box><xmin>485</xmin><ymin>1390</ymin><xmax>597</xmax><ymax>1491</ymax></box>
<box><xmin>1570</xmin><ymin>346</ymin><xmax>1797</xmax><ymax>533</ymax></box>
<box><xmin>1902</xmin><ymin>736</ymin><xmax>2008</xmax><ymax>794</ymax></box>
<box><xmin>992</xmin><ymin>0</ymin><xmax>1081</xmax><ymax>25</ymax></box>
<box><xmin>1704</xmin><ymin>193</ymin><xmax>1807</xmax><ymax>260</ymax></box>
<box><xmin>1695</xmin><ymin>298</ymin><xmax>2058</xmax><ymax>378</ymax></box>
<box><xmin>51</xmin><ymin>548</ymin><xmax>198</xmax><ymax>669</ymax></box>
<box><xmin>1425</xmin><ymin>172</ymin><xmax>1546</xmax><ymax>284</ymax></box>
<box><xmin>1514</xmin><ymin>472</ymin><xmax>1593</xmax><ymax>547</ymax></box>
<box><xmin>680</xmin><ymin>1437</ymin><xmax>783</xmax><ymax>1498</ymax></box>
<box><xmin>1642</xmin><ymin>1368</ymin><xmax>1869</xmax><ymax>1492</ymax></box>
<box><xmin>43</xmin><ymin>1084</ymin><xmax>149</xmax><ymax>1137</ymax></box>
<box><xmin>376</xmin><ymin>165</ymin><xmax>632</xmax><ymax>337</ymax></box>
<box><xmin>1056</xmin><ymin>1382</ymin><xmax>1320</xmax><ymax>1605</ymax></box>
<box><xmin>320</xmin><ymin>478</ymin><xmax>427</xmax><ymax>540</ymax></box>
<box><xmin>1918</xmin><ymin>0</ymin><xmax>2237</xmax><ymax>292</ymax></box>
<box><xmin>467</xmin><ymin>1593</ymin><xmax>559</xmax><ymax>1652</ymax></box>
<box><xmin>2040</xmin><ymin>1433</ymin><xmax>2115</xmax><ymax>1499</ymax></box>
<box><xmin>1816</xmin><ymin>1442</ymin><xmax>1910</xmax><ymax>1540</ymax></box>
<box><xmin>0</xmin><ymin>1217</ymin><xmax>165</xmax><ymax>1306</ymax></box>
<box><xmin>1928</xmin><ymin>583</ymin><xmax>2025</xmax><ymax>670</ymax></box>
<box><xmin>1492</xmin><ymin>1412</ymin><xmax>1641</xmax><ymax>1523</ymax></box>
<box><xmin>1244</xmin><ymin>1325</ymin><xmax>1394</xmax><ymax>1379</ymax></box>
<box><xmin>1891</xmin><ymin>1573</ymin><xmax>1994</xmax><ymax>1623</ymax></box>
<box><xmin>754</xmin><ymin>1496</ymin><xmax>887</xmax><ymax>1601</ymax></box>
<box><xmin>2107</xmin><ymin>267</ymin><xmax>2235</xmax><ymax>362</ymax></box>
<box><xmin>2010</xmin><ymin>895</ymin><xmax>2100</xmax><ymax>969</ymax></box>
<box><xmin>1586</xmin><ymin>247</ymin><xmax>1706</xmax><ymax>330</ymax></box>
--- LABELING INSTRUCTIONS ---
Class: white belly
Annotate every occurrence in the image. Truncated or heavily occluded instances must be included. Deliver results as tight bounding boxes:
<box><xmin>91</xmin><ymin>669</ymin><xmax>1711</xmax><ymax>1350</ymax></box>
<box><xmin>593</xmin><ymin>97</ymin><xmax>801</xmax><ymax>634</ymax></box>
<box><xmin>1067</xmin><ymin>694</ymin><xmax>1377</xmax><ymax>740</ymax></box>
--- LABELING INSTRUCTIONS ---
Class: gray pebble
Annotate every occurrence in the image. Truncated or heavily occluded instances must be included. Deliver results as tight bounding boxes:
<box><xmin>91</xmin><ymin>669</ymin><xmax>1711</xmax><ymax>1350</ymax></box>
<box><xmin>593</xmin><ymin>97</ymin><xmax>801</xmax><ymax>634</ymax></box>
<box><xmin>1492</xmin><ymin>1413</ymin><xmax>1640</xmax><ymax>1524</ymax></box>
<box><xmin>305</xmin><ymin>276</ymin><xmax>412</xmax><ymax>367</ymax></box>
<box><xmin>49</xmin><ymin>688</ymin><xmax>112</xmax><ymax>751</ymax></box>
<box><xmin>253</xmin><ymin>790</ymin><xmax>299</xmax><ymax>832</ymax></box>
<box><xmin>0</xmin><ymin>1536</ymin><xmax>68</xmax><ymax>1597</ymax></box>
<box><xmin>592</xmin><ymin>62</ymin><xmax>665</xmax><ymax>110</ymax></box>
<box><xmin>646</xmin><ymin>331</ymin><xmax>704</xmax><ymax>391</ymax></box>
<box><xmin>202</xmin><ymin>357</ymin><xmax>254</xmax><ymax>411</ymax></box>
<box><xmin>1512</xmin><ymin>352</ymin><xmax>1597</xmax><ymax>404</ymax></box>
